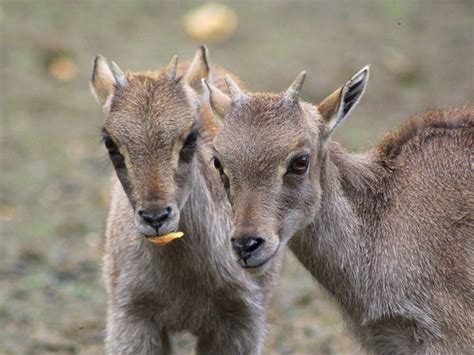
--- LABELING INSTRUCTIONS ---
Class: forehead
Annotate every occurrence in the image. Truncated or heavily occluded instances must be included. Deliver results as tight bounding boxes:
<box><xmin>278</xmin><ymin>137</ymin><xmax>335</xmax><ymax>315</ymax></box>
<box><xmin>105</xmin><ymin>72</ymin><xmax>195</xmax><ymax>147</ymax></box>
<box><xmin>216</xmin><ymin>95</ymin><xmax>310</xmax><ymax>172</ymax></box>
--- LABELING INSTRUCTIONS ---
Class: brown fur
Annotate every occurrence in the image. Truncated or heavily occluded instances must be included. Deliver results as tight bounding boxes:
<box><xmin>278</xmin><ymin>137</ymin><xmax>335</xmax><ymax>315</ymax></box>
<box><xmin>91</xmin><ymin>50</ymin><xmax>280</xmax><ymax>355</ymax></box>
<box><xmin>208</xmin><ymin>69</ymin><xmax>473</xmax><ymax>354</ymax></box>
<box><xmin>377</xmin><ymin>105</ymin><xmax>473</xmax><ymax>166</ymax></box>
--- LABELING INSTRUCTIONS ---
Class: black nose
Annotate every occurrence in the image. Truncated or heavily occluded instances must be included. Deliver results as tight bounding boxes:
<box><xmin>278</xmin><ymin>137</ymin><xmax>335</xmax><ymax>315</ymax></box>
<box><xmin>138</xmin><ymin>207</ymin><xmax>171</xmax><ymax>230</ymax></box>
<box><xmin>231</xmin><ymin>236</ymin><xmax>265</xmax><ymax>261</ymax></box>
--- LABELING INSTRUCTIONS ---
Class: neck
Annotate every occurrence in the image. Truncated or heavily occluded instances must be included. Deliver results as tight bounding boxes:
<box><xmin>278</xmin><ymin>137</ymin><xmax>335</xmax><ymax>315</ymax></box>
<box><xmin>180</xmin><ymin>151</ymin><xmax>232</xmax><ymax>252</ymax></box>
<box><xmin>176</xmin><ymin>101</ymin><xmax>233</xmax><ymax>254</ymax></box>
<box><xmin>289</xmin><ymin>141</ymin><xmax>380</xmax><ymax>321</ymax></box>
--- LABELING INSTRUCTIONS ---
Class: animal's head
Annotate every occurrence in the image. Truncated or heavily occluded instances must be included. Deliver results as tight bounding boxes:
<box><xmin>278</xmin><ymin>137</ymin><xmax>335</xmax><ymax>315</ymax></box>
<box><xmin>90</xmin><ymin>46</ymin><xmax>210</xmax><ymax>238</ymax></box>
<box><xmin>205</xmin><ymin>66</ymin><xmax>369</xmax><ymax>269</ymax></box>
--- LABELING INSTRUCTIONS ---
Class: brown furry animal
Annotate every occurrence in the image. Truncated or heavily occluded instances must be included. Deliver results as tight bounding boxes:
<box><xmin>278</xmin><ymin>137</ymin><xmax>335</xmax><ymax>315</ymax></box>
<box><xmin>90</xmin><ymin>47</ymin><xmax>281</xmax><ymax>355</ymax></box>
<box><xmin>205</xmin><ymin>67</ymin><xmax>473</xmax><ymax>354</ymax></box>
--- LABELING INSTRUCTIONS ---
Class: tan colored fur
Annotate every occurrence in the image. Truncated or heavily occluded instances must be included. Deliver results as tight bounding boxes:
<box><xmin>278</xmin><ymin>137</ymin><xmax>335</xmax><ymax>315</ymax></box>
<box><xmin>209</xmin><ymin>68</ymin><xmax>473</xmax><ymax>354</ymax></box>
<box><xmin>91</xmin><ymin>50</ymin><xmax>280</xmax><ymax>355</ymax></box>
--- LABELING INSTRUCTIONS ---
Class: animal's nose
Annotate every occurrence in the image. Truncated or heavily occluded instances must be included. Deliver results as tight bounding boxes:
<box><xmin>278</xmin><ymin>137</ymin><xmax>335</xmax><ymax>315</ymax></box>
<box><xmin>231</xmin><ymin>236</ymin><xmax>265</xmax><ymax>261</ymax></box>
<box><xmin>138</xmin><ymin>207</ymin><xmax>171</xmax><ymax>230</ymax></box>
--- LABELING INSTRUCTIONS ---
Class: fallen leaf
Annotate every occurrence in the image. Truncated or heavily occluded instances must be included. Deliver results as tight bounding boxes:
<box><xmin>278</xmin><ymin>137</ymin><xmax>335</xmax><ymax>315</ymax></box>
<box><xmin>183</xmin><ymin>3</ymin><xmax>237</xmax><ymax>43</ymax></box>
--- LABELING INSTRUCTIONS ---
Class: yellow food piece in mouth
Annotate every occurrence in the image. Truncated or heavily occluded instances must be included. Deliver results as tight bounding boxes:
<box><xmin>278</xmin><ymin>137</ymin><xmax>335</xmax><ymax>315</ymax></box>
<box><xmin>148</xmin><ymin>232</ymin><xmax>184</xmax><ymax>245</ymax></box>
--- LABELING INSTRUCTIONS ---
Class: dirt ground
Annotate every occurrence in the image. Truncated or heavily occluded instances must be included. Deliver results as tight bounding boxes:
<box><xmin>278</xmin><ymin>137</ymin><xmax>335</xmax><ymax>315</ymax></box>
<box><xmin>1</xmin><ymin>1</ymin><xmax>472</xmax><ymax>354</ymax></box>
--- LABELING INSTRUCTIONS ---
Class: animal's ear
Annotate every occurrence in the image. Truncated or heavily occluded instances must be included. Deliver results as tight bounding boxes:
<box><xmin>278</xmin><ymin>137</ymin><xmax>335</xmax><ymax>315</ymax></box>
<box><xmin>90</xmin><ymin>55</ymin><xmax>127</xmax><ymax>112</ymax></box>
<box><xmin>318</xmin><ymin>66</ymin><xmax>369</xmax><ymax>135</ymax></box>
<box><xmin>165</xmin><ymin>55</ymin><xmax>178</xmax><ymax>80</ymax></box>
<box><xmin>202</xmin><ymin>78</ymin><xmax>231</xmax><ymax>120</ymax></box>
<box><xmin>185</xmin><ymin>45</ymin><xmax>210</xmax><ymax>92</ymax></box>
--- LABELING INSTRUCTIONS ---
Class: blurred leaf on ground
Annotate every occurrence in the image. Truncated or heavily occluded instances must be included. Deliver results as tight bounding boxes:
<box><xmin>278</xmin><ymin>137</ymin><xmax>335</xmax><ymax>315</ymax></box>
<box><xmin>183</xmin><ymin>3</ymin><xmax>237</xmax><ymax>43</ymax></box>
<box><xmin>46</xmin><ymin>52</ymin><xmax>78</xmax><ymax>82</ymax></box>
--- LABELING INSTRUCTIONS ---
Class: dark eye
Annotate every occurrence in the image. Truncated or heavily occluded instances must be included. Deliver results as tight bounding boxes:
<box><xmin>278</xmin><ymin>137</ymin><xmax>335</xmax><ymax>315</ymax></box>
<box><xmin>103</xmin><ymin>135</ymin><xmax>125</xmax><ymax>166</ymax></box>
<box><xmin>104</xmin><ymin>136</ymin><xmax>117</xmax><ymax>152</ymax></box>
<box><xmin>213</xmin><ymin>156</ymin><xmax>229</xmax><ymax>188</ymax></box>
<box><xmin>104</xmin><ymin>136</ymin><xmax>121</xmax><ymax>157</ymax></box>
<box><xmin>183</xmin><ymin>131</ymin><xmax>198</xmax><ymax>149</ymax></box>
<box><xmin>213</xmin><ymin>156</ymin><xmax>222</xmax><ymax>170</ymax></box>
<box><xmin>180</xmin><ymin>131</ymin><xmax>199</xmax><ymax>162</ymax></box>
<box><xmin>288</xmin><ymin>154</ymin><xmax>309</xmax><ymax>175</ymax></box>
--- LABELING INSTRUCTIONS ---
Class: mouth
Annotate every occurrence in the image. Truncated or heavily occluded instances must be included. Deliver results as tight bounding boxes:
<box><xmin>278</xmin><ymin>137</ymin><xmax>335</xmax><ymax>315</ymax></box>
<box><xmin>239</xmin><ymin>244</ymin><xmax>280</xmax><ymax>269</ymax></box>
<box><xmin>146</xmin><ymin>231</ymin><xmax>184</xmax><ymax>246</ymax></box>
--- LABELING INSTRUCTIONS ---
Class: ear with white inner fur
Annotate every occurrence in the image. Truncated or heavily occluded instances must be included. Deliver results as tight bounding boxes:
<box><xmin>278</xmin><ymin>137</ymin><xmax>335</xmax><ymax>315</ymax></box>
<box><xmin>202</xmin><ymin>78</ymin><xmax>231</xmax><ymax>120</ymax></box>
<box><xmin>90</xmin><ymin>55</ymin><xmax>127</xmax><ymax>112</ymax></box>
<box><xmin>318</xmin><ymin>65</ymin><xmax>369</xmax><ymax>135</ymax></box>
<box><xmin>185</xmin><ymin>45</ymin><xmax>210</xmax><ymax>92</ymax></box>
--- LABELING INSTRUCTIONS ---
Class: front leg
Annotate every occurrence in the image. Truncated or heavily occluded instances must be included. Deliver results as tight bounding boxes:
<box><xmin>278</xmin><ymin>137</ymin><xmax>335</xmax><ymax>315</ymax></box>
<box><xmin>196</xmin><ymin>321</ymin><xmax>266</xmax><ymax>355</ymax></box>
<box><xmin>105</xmin><ymin>304</ymin><xmax>173</xmax><ymax>355</ymax></box>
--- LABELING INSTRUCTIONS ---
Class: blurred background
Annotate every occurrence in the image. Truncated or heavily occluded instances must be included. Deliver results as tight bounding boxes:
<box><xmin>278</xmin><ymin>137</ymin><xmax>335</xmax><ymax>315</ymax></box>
<box><xmin>1</xmin><ymin>1</ymin><xmax>472</xmax><ymax>354</ymax></box>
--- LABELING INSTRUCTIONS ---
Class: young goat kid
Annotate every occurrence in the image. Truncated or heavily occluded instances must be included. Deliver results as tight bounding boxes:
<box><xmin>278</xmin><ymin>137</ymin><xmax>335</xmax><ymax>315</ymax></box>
<box><xmin>205</xmin><ymin>69</ymin><xmax>473</xmax><ymax>354</ymax></box>
<box><xmin>90</xmin><ymin>47</ymin><xmax>280</xmax><ymax>354</ymax></box>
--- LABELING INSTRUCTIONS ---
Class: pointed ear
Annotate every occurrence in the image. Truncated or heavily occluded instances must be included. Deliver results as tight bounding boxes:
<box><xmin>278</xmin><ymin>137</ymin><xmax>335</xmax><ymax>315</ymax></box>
<box><xmin>185</xmin><ymin>45</ymin><xmax>210</xmax><ymax>92</ymax></box>
<box><xmin>318</xmin><ymin>65</ymin><xmax>369</xmax><ymax>135</ymax></box>
<box><xmin>165</xmin><ymin>55</ymin><xmax>178</xmax><ymax>80</ymax></box>
<box><xmin>202</xmin><ymin>78</ymin><xmax>231</xmax><ymax>119</ymax></box>
<box><xmin>90</xmin><ymin>55</ymin><xmax>127</xmax><ymax>112</ymax></box>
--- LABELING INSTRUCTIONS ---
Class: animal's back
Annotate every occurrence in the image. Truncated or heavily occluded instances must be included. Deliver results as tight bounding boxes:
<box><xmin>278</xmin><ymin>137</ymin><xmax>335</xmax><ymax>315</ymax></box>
<box><xmin>361</xmin><ymin>106</ymin><xmax>473</xmax><ymax>352</ymax></box>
